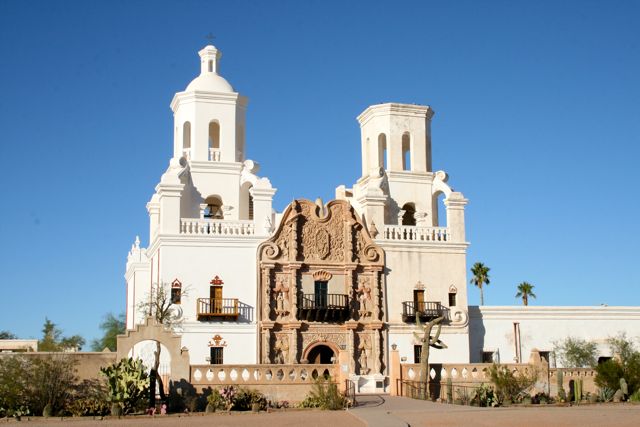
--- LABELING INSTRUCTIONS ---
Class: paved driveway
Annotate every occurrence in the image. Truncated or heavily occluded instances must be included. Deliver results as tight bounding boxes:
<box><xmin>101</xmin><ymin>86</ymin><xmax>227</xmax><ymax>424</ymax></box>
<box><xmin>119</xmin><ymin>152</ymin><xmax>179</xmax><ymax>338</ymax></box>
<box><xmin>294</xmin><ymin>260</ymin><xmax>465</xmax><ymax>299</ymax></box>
<box><xmin>350</xmin><ymin>395</ymin><xmax>640</xmax><ymax>427</ymax></box>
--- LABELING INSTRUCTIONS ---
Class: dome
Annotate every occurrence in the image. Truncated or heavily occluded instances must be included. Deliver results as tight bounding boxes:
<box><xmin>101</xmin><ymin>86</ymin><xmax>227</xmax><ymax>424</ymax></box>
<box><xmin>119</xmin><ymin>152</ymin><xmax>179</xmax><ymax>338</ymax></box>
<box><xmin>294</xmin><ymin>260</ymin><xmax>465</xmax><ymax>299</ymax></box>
<box><xmin>184</xmin><ymin>45</ymin><xmax>235</xmax><ymax>93</ymax></box>
<box><xmin>186</xmin><ymin>73</ymin><xmax>234</xmax><ymax>92</ymax></box>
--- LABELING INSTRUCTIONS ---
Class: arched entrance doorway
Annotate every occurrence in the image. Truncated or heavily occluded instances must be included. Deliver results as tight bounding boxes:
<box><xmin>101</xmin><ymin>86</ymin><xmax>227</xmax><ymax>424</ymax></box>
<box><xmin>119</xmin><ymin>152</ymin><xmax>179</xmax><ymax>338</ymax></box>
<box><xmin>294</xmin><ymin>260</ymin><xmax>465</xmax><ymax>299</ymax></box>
<box><xmin>305</xmin><ymin>343</ymin><xmax>337</xmax><ymax>364</ymax></box>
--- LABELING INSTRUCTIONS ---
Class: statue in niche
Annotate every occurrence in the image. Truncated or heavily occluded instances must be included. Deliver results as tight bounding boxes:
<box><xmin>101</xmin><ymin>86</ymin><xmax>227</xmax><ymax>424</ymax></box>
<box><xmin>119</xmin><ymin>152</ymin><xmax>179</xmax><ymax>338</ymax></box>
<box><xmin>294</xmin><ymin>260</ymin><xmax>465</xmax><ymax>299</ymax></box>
<box><xmin>357</xmin><ymin>277</ymin><xmax>372</xmax><ymax>316</ymax></box>
<box><xmin>275</xmin><ymin>336</ymin><xmax>289</xmax><ymax>364</ymax></box>
<box><xmin>274</xmin><ymin>277</ymin><xmax>290</xmax><ymax>316</ymax></box>
<box><xmin>414</xmin><ymin>315</ymin><xmax>447</xmax><ymax>384</ymax></box>
<box><xmin>358</xmin><ymin>337</ymin><xmax>370</xmax><ymax>375</ymax></box>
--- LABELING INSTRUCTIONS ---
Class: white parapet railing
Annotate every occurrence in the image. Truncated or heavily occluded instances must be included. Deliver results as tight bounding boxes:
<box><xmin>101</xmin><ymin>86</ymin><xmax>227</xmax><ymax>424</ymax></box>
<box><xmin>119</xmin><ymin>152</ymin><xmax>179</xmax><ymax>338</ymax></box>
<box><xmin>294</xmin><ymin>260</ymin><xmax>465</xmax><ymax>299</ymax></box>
<box><xmin>381</xmin><ymin>225</ymin><xmax>450</xmax><ymax>242</ymax></box>
<box><xmin>180</xmin><ymin>219</ymin><xmax>255</xmax><ymax>236</ymax></box>
<box><xmin>209</xmin><ymin>148</ymin><xmax>221</xmax><ymax>161</ymax></box>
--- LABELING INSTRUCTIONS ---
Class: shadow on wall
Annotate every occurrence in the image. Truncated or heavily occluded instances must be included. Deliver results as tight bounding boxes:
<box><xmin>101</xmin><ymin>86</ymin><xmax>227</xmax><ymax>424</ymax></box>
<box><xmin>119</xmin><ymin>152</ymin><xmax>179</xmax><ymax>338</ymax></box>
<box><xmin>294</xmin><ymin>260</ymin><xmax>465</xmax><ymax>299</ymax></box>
<box><xmin>467</xmin><ymin>306</ymin><xmax>485</xmax><ymax>363</ymax></box>
<box><xmin>237</xmin><ymin>303</ymin><xmax>254</xmax><ymax>322</ymax></box>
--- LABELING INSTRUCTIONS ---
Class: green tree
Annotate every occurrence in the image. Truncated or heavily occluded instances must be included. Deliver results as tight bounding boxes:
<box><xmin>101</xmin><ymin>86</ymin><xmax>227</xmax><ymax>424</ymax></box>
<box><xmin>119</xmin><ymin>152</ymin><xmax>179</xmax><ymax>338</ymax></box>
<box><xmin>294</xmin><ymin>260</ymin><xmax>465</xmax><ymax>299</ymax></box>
<box><xmin>515</xmin><ymin>281</ymin><xmax>536</xmax><ymax>306</ymax></box>
<box><xmin>38</xmin><ymin>318</ymin><xmax>85</xmax><ymax>352</ymax></box>
<box><xmin>91</xmin><ymin>313</ymin><xmax>125</xmax><ymax>352</ymax></box>
<box><xmin>553</xmin><ymin>337</ymin><xmax>598</xmax><ymax>368</ymax></box>
<box><xmin>0</xmin><ymin>330</ymin><xmax>17</xmax><ymax>339</ymax></box>
<box><xmin>596</xmin><ymin>333</ymin><xmax>640</xmax><ymax>395</ymax></box>
<box><xmin>470</xmin><ymin>262</ymin><xmax>490</xmax><ymax>305</ymax></box>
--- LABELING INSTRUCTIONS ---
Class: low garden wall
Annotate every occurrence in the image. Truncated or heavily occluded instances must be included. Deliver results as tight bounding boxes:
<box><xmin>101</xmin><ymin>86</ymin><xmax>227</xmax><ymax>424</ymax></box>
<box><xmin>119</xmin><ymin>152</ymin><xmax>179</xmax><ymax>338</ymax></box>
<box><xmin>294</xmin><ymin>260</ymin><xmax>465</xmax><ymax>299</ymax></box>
<box><xmin>189</xmin><ymin>363</ymin><xmax>339</xmax><ymax>402</ymax></box>
<box><xmin>0</xmin><ymin>351</ymin><xmax>117</xmax><ymax>381</ymax></box>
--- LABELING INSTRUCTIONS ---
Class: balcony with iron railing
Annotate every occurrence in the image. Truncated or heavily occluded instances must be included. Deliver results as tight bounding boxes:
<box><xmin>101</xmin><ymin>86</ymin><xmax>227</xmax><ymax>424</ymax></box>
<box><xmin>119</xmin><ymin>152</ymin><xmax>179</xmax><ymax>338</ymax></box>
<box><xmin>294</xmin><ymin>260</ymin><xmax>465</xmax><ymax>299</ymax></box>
<box><xmin>297</xmin><ymin>293</ymin><xmax>350</xmax><ymax>322</ymax></box>
<box><xmin>197</xmin><ymin>298</ymin><xmax>239</xmax><ymax>321</ymax></box>
<box><xmin>401</xmin><ymin>301</ymin><xmax>445</xmax><ymax>323</ymax></box>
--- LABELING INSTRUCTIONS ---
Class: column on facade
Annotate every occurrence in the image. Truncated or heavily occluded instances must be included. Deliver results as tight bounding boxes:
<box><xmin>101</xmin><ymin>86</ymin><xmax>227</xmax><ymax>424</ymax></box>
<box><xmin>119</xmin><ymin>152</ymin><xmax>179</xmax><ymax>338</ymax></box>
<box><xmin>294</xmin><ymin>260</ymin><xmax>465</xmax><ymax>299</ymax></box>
<box><xmin>261</xmin><ymin>328</ymin><xmax>272</xmax><ymax>363</ymax></box>
<box><xmin>346</xmin><ymin>323</ymin><xmax>357</xmax><ymax>374</ymax></box>
<box><xmin>444</xmin><ymin>192</ymin><xmax>468</xmax><ymax>243</ymax></box>
<box><xmin>365</xmin><ymin>267</ymin><xmax>382</xmax><ymax>321</ymax></box>
<box><xmin>288</xmin><ymin>264</ymin><xmax>301</xmax><ymax>320</ymax></box>
<box><xmin>251</xmin><ymin>183</ymin><xmax>276</xmax><ymax>236</ymax></box>
<box><xmin>261</xmin><ymin>265</ymin><xmax>273</xmax><ymax>320</ymax></box>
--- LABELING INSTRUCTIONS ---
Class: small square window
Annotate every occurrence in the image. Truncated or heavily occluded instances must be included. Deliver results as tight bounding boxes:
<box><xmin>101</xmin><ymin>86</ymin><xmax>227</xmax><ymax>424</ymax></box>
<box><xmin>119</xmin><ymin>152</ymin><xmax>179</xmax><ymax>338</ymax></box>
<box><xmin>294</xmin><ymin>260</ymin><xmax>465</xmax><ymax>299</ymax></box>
<box><xmin>210</xmin><ymin>347</ymin><xmax>224</xmax><ymax>364</ymax></box>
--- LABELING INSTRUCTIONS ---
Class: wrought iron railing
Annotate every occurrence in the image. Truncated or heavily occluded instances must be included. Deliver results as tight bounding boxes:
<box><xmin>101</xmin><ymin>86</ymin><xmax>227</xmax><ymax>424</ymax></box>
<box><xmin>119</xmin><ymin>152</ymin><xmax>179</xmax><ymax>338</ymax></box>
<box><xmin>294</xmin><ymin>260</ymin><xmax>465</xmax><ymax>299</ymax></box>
<box><xmin>299</xmin><ymin>293</ymin><xmax>349</xmax><ymax>310</ymax></box>
<box><xmin>401</xmin><ymin>301</ymin><xmax>444</xmax><ymax>322</ymax></box>
<box><xmin>197</xmin><ymin>298</ymin><xmax>239</xmax><ymax>320</ymax></box>
<box><xmin>298</xmin><ymin>293</ymin><xmax>350</xmax><ymax>322</ymax></box>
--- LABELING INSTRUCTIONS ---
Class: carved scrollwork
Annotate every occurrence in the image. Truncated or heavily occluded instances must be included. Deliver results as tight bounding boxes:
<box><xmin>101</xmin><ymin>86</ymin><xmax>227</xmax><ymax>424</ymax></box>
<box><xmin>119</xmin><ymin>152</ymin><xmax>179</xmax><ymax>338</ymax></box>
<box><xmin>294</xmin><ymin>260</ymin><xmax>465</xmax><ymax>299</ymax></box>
<box><xmin>262</xmin><ymin>242</ymin><xmax>280</xmax><ymax>260</ymax></box>
<box><xmin>363</xmin><ymin>244</ymin><xmax>381</xmax><ymax>262</ymax></box>
<box><xmin>450</xmin><ymin>308</ymin><xmax>469</xmax><ymax>326</ymax></box>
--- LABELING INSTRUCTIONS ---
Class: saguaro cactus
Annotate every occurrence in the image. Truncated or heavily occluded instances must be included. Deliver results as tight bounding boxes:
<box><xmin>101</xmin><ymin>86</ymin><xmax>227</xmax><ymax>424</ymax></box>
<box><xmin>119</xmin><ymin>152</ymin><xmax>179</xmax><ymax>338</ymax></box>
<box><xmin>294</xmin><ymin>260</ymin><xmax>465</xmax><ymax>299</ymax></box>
<box><xmin>556</xmin><ymin>370</ymin><xmax>566</xmax><ymax>401</ymax></box>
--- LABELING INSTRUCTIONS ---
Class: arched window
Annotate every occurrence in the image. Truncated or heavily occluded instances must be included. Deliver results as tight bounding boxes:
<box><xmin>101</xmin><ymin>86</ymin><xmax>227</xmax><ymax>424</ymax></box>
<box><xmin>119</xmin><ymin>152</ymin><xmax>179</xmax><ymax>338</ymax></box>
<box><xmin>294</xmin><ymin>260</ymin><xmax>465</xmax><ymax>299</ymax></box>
<box><xmin>433</xmin><ymin>192</ymin><xmax>446</xmax><ymax>227</ymax></box>
<box><xmin>183</xmin><ymin>122</ymin><xmax>191</xmax><ymax>149</ymax></box>
<box><xmin>249</xmin><ymin>194</ymin><xmax>254</xmax><ymax>220</ymax></box>
<box><xmin>171</xmin><ymin>279</ymin><xmax>182</xmax><ymax>304</ymax></box>
<box><xmin>204</xmin><ymin>195</ymin><xmax>223</xmax><ymax>219</ymax></box>
<box><xmin>378</xmin><ymin>133</ymin><xmax>387</xmax><ymax>169</ymax></box>
<box><xmin>401</xmin><ymin>203</ymin><xmax>416</xmax><ymax>226</ymax></box>
<box><xmin>208</xmin><ymin>121</ymin><xmax>220</xmax><ymax>149</ymax></box>
<box><xmin>208</xmin><ymin>60</ymin><xmax>213</xmax><ymax>73</ymax></box>
<box><xmin>402</xmin><ymin>132</ymin><xmax>411</xmax><ymax>171</ymax></box>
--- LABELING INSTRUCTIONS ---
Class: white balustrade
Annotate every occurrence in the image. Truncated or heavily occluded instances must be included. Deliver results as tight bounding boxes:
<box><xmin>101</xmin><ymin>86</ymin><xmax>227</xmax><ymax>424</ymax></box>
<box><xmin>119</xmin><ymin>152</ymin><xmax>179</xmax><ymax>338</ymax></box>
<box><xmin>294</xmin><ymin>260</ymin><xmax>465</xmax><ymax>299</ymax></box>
<box><xmin>180</xmin><ymin>219</ymin><xmax>255</xmax><ymax>236</ymax></box>
<box><xmin>190</xmin><ymin>364</ymin><xmax>337</xmax><ymax>385</ymax></box>
<box><xmin>209</xmin><ymin>148</ymin><xmax>221</xmax><ymax>161</ymax></box>
<box><xmin>381</xmin><ymin>225</ymin><xmax>450</xmax><ymax>242</ymax></box>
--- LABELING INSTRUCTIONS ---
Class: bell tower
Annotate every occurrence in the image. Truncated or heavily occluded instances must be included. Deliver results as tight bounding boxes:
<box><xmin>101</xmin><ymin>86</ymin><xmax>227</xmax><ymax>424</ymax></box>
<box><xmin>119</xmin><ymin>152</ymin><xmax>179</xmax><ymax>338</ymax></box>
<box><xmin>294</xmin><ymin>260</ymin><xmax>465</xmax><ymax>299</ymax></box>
<box><xmin>170</xmin><ymin>45</ymin><xmax>247</xmax><ymax>164</ymax></box>
<box><xmin>357</xmin><ymin>103</ymin><xmax>434</xmax><ymax>177</ymax></box>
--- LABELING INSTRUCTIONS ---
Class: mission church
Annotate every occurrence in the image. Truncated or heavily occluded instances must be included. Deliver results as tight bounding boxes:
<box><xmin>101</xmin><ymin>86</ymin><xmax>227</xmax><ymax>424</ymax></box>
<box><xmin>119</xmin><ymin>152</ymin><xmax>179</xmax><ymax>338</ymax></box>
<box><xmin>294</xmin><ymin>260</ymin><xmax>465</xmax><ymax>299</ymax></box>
<box><xmin>124</xmin><ymin>45</ymin><xmax>640</xmax><ymax>392</ymax></box>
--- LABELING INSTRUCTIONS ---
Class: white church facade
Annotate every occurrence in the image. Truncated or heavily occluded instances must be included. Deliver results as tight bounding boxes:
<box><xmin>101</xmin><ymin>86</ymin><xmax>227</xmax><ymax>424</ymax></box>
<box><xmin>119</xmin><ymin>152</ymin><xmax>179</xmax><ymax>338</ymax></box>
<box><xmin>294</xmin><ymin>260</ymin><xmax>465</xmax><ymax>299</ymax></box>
<box><xmin>124</xmin><ymin>45</ymin><xmax>640</xmax><ymax>387</ymax></box>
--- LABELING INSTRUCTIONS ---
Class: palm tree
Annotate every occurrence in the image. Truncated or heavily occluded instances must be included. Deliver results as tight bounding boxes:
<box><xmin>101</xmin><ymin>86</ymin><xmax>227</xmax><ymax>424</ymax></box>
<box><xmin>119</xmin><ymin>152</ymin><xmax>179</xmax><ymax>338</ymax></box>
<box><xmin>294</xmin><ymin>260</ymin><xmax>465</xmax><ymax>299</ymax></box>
<box><xmin>470</xmin><ymin>262</ymin><xmax>490</xmax><ymax>305</ymax></box>
<box><xmin>516</xmin><ymin>282</ymin><xmax>536</xmax><ymax>306</ymax></box>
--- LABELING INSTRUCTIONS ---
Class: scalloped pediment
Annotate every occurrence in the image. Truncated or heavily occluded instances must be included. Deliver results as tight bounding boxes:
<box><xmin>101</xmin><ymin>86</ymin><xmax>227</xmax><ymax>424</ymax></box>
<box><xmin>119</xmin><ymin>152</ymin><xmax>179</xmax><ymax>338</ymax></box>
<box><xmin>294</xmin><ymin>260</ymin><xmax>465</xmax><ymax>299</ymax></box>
<box><xmin>259</xmin><ymin>199</ymin><xmax>383</xmax><ymax>267</ymax></box>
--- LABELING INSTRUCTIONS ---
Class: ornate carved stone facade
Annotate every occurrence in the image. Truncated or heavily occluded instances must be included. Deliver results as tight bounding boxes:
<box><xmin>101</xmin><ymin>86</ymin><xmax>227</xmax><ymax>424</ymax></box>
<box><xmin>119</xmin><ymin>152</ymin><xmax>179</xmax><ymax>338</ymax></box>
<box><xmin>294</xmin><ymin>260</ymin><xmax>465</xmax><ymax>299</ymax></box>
<box><xmin>258</xmin><ymin>199</ymin><xmax>385</xmax><ymax>375</ymax></box>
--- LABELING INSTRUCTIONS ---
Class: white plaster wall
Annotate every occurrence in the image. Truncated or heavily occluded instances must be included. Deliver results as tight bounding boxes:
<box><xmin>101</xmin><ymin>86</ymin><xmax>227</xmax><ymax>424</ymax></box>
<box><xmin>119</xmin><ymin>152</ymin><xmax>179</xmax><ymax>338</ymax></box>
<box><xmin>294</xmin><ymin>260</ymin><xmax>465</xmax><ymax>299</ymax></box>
<box><xmin>381</xmin><ymin>245</ymin><xmax>469</xmax><ymax>323</ymax></box>
<box><xmin>180</xmin><ymin>324</ymin><xmax>257</xmax><ymax>364</ymax></box>
<box><xmin>151</xmin><ymin>239</ymin><xmax>260</xmax><ymax>324</ymax></box>
<box><xmin>469</xmin><ymin>306</ymin><xmax>640</xmax><ymax>365</ymax></box>
<box><xmin>125</xmin><ymin>246</ymin><xmax>151</xmax><ymax>330</ymax></box>
<box><xmin>389</xmin><ymin>330</ymin><xmax>470</xmax><ymax>363</ymax></box>
<box><xmin>382</xmin><ymin>243</ymin><xmax>470</xmax><ymax>363</ymax></box>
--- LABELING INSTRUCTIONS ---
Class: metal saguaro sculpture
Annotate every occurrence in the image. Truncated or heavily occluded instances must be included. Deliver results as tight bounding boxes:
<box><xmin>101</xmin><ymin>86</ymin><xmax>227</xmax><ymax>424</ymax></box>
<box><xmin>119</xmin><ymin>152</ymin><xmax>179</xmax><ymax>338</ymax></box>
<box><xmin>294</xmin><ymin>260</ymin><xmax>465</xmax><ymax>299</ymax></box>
<box><xmin>414</xmin><ymin>315</ymin><xmax>447</xmax><ymax>384</ymax></box>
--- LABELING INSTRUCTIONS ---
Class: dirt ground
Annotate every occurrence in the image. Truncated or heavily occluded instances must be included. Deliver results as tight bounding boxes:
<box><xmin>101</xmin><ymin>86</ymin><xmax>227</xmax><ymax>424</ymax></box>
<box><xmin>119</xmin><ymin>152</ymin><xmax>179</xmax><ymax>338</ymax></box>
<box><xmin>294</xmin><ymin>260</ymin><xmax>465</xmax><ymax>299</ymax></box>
<box><xmin>0</xmin><ymin>410</ymin><xmax>364</xmax><ymax>427</ymax></box>
<box><xmin>5</xmin><ymin>400</ymin><xmax>640</xmax><ymax>427</ymax></box>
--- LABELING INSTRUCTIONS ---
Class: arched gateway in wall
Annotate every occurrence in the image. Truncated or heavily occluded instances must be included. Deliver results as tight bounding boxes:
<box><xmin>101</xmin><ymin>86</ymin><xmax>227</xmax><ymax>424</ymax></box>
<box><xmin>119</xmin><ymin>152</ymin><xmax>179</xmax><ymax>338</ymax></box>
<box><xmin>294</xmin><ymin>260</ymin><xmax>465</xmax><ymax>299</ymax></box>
<box><xmin>257</xmin><ymin>199</ymin><xmax>385</xmax><ymax>376</ymax></box>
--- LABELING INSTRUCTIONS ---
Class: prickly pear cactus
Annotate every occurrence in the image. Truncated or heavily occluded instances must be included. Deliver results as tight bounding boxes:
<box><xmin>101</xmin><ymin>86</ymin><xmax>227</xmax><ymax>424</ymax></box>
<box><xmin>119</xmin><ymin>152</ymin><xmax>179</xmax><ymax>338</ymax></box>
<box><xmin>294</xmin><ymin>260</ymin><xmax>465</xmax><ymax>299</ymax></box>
<box><xmin>100</xmin><ymin>358</ymin><xmax>150</xmax><ymax>415</ymax></box>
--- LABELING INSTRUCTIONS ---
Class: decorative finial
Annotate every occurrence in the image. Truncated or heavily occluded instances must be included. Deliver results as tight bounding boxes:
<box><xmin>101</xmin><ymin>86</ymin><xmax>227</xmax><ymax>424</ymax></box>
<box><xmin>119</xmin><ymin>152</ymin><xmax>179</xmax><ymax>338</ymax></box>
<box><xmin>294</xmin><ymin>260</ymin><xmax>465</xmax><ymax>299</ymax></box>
<box><xmin>205</xmin><ymin>32</ymin><xmax>216</xmax><ymax>44</ymax></box>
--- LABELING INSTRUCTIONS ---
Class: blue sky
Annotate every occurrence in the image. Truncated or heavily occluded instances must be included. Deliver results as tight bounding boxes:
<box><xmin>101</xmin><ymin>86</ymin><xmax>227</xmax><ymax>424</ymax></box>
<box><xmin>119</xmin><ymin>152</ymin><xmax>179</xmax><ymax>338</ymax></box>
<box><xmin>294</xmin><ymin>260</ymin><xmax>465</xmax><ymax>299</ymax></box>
<box><xmin>0</xmin><ymin>0</ymin><xmax>638</xmax><ymax>344</ymax></box>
